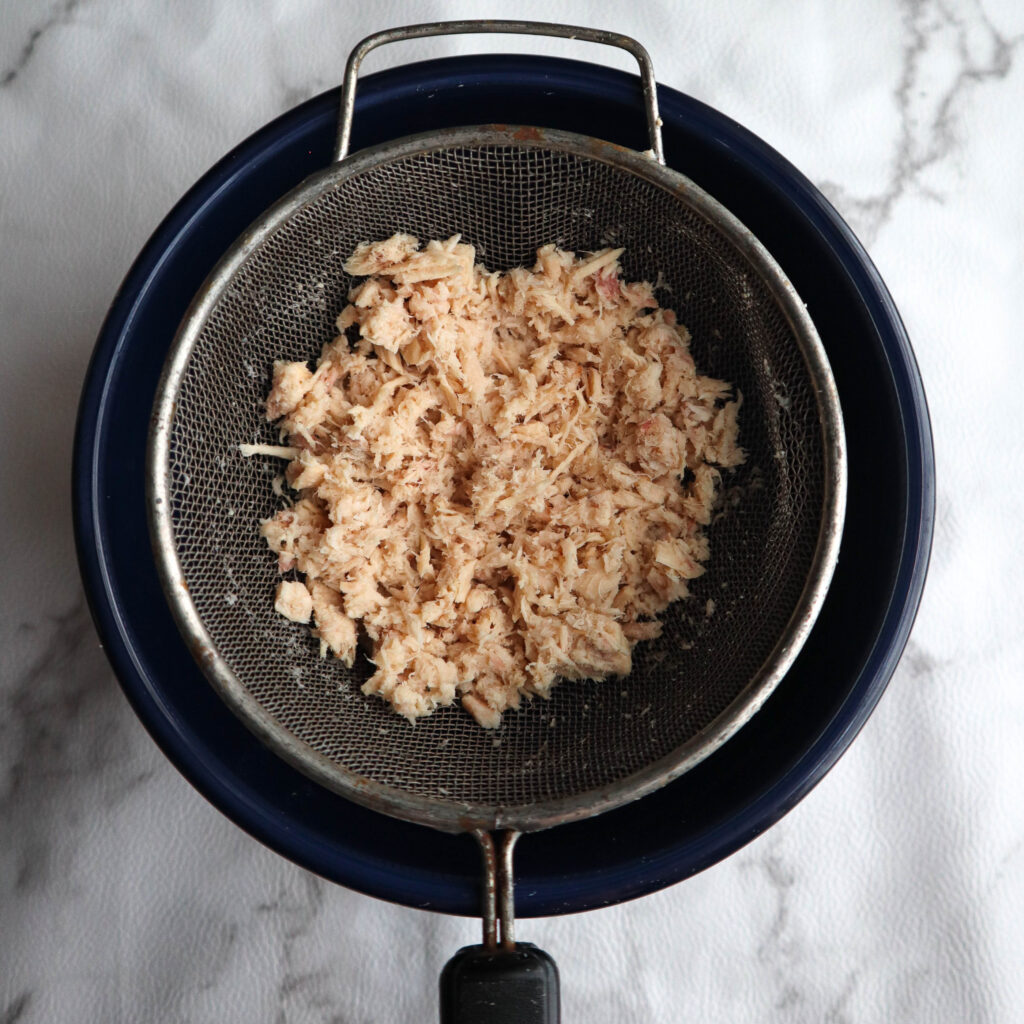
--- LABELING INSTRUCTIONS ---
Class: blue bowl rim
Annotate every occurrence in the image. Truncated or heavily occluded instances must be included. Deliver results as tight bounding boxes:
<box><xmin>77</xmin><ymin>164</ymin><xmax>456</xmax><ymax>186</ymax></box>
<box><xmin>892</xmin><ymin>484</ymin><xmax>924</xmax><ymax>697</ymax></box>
<box><xmin>73</xmin><ymin>52</ymin><xmax>935</xmax><ymax>917</ymax></box>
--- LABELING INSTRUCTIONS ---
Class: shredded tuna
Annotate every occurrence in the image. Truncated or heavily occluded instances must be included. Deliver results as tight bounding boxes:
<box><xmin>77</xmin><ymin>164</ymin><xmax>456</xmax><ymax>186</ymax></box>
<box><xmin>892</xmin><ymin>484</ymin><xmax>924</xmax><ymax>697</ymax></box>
<box><xmin>275</xmin><ymin>580</ymin><xmax>312</xmax><ymax>624</ymax></box>
<box><xmin>253</xmin><ymin>236</ymin><xmax>744</xmax><ymax>727</ymax></box>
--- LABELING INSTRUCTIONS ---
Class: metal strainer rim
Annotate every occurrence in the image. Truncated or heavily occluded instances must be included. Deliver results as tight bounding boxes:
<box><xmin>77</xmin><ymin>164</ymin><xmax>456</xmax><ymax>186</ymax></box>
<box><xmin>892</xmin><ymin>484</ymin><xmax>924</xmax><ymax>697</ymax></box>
<box><xmin>147</xmin><ymin>124</ymin><xmax>846</xmax><ymax>833</ymax></box>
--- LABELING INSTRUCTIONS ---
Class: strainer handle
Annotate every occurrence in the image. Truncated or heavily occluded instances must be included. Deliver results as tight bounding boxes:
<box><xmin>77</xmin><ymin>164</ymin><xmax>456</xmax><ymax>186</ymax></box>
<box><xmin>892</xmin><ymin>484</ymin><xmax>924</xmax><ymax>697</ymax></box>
<box><xmin>335</xmin><ymin>20</ymin><xmax>665</xmax><ymax>164</ymax></box>
<box><xmin>440</xmin><ymin>942</ymin><xmax>560</xmax><ymax>1024</ymax></box>
<box><xmin>440</xmin><ymin>831</ymin><xmax>560</xmax><ymax>1023</ymax></box>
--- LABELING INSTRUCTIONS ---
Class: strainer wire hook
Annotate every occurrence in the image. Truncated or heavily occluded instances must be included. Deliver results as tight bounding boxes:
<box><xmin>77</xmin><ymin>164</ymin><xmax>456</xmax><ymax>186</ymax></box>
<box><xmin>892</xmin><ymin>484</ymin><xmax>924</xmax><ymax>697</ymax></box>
<box><xmin>334</xmin><ymin>20</ymin><xmax>666</xmax><ymax>164</ymax></box>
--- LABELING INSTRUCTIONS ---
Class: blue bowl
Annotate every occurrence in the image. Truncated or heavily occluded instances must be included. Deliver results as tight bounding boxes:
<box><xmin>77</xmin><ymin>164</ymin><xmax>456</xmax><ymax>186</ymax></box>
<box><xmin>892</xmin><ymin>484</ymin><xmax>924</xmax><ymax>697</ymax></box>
<box><xmin>73</xmin><ymin>54</ymin><xmax>934</xmax><ymax>918</ymax></box>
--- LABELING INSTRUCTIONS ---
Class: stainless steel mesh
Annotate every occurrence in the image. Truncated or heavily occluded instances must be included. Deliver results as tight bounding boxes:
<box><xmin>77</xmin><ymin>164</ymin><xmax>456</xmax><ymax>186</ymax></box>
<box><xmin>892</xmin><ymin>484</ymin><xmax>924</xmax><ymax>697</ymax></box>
<box><xmin>151</xmin><ymin>128</ymin><xmax>843</xmax><ymax>833</ymax></box>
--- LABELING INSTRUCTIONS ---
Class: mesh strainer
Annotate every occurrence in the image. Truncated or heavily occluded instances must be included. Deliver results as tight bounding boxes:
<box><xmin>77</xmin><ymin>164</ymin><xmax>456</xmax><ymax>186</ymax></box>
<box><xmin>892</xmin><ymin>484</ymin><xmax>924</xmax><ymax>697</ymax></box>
<box><xmin>148</xmin><ymin>21</ymin><xmax>845</xmax><ymax>1022</ymax></box>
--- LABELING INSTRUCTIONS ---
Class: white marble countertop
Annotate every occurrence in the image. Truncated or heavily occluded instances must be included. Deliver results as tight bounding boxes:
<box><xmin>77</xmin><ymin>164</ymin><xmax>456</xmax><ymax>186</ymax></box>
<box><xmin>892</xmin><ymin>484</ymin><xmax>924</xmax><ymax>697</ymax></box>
<box><xmin>2</xmin><ymin>1</ymin><xmax>1022</xmax><ymax>1021</ymax></box>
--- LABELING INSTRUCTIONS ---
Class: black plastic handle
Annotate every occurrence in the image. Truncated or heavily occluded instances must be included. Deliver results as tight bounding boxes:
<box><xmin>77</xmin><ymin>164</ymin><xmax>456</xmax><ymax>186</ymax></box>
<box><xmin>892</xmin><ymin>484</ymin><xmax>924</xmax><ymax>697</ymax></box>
<box><xmin>440</xmin><ymin>942</ymin><xmax>560</xmax><ymax>1024</ymax></box>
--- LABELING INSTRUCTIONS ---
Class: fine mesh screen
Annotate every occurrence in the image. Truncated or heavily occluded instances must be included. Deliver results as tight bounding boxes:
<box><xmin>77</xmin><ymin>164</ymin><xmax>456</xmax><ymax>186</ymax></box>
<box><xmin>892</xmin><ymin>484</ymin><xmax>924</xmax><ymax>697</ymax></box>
<box><xmin>160</xmin><ymin>138</ymin><xmax>829</xmax><ymax>827</ymax></box>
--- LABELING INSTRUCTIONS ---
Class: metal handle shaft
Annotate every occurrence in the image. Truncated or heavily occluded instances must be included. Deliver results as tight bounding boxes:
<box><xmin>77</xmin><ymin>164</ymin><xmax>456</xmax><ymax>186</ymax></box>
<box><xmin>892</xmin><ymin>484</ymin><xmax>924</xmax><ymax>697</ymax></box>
<box><xmin>334</xmin><ymin>19</ymin><xmax>664</xmax><ymax>164</ymax></box>
<box><xmin>475</xmin><ymin>829</ymin><xmax>520</xmax><ymax>951</ymax></box>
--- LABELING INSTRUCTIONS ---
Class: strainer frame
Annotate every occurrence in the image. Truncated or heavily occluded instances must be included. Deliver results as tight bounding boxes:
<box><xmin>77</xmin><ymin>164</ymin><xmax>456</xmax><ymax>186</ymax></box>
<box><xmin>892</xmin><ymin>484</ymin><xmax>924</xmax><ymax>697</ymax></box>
<box><xmin>148</xmin><ymin>122</ymin><xmax>846</xmax><ymax>834</ymax></box>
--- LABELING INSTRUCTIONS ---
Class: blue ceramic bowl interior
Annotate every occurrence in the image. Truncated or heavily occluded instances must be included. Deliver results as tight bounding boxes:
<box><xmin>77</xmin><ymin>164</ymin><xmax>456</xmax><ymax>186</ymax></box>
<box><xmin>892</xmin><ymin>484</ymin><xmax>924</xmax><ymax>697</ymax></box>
<box><xmin>73</xmin><ymin>55</ymin><xmax>933</xmax><ymax>918</ymax></box>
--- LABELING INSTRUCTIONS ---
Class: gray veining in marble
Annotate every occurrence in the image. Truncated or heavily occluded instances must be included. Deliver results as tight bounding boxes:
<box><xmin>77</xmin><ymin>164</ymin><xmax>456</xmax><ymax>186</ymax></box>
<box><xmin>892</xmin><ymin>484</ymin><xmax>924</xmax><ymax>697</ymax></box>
<box><xmin>1</xmin><ymin>0</ymin><xmax>80</xmax><ymax>87</ymax></box>
<box><xmin>820</xmin><ymin>0</ymin><xmax>1023</xmax><ymax>244</ymax></box>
